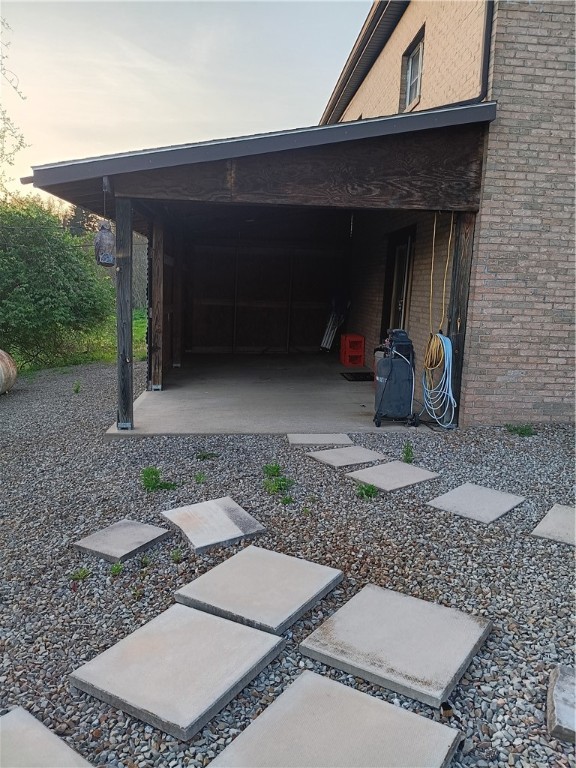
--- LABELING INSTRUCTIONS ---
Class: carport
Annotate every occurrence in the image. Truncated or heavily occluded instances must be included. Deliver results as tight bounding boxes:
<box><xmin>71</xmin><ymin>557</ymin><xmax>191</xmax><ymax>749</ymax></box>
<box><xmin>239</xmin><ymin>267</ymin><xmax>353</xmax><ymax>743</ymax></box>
<box><xmin>26</xmin><ymin>102</ymin><xmax>496</xmax><ymax>432</ymax></box>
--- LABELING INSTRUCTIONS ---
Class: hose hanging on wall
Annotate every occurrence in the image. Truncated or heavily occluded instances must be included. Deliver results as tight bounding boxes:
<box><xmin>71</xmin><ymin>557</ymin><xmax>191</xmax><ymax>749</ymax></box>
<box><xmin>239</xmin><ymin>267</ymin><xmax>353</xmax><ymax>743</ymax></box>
<box><xmin>421</xmin><ymin>213</ymin><xmax>457</xmax><ymax>427</ymax></box>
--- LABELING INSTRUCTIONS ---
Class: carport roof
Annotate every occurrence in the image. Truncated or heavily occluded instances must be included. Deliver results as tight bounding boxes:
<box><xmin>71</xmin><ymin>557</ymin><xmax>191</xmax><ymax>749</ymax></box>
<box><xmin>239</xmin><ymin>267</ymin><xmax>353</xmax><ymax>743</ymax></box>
<box><xmin>26</xmin><ymin>101</ymin><xmax>496</xmax><ymax>189</ymax></box>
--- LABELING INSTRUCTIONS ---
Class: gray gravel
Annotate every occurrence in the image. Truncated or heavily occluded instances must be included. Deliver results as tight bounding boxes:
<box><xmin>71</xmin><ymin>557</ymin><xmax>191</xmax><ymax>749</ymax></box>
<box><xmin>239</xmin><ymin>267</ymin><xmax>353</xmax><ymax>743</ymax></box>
<box><xmin>1</xmin><ymin>361</ymin><xmax>574</xmax><ymax>768</ymax></box>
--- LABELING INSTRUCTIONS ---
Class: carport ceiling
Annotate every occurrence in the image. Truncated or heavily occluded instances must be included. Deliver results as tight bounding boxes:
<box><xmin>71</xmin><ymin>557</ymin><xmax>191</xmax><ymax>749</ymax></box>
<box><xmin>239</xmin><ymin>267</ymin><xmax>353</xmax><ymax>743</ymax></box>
<box><xmin>137</xmin><ymin>200</ymin><xmax>353</xmax><ymax>243</ymax></box>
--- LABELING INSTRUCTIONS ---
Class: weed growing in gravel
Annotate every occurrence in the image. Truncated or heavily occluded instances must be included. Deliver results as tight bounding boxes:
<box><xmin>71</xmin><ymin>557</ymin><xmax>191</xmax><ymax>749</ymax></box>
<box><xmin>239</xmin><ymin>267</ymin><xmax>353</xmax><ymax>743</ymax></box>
<box><xmin>139</xmin><ymin>555</ymin><xmax>151</xmax><ymax>568</ymax></box>
<box><xmin>141</xmin><ymin>466</ymin><xmax>178</xmax><ymax>491</ymax></box>
<box><xmin>402</xmin><ymin>440</ymin><xmax>414</xmax><ymax>464</ymax></box>
<box><xmin>194</xmin><ymin>472</ymin><xmax>207</xmax><ymax>485</ymax></box>
<box><xmin>263</xmin><ymin>476</ymin><xmax>294</xmax><ymax>495</ymax></box>
<box><xmin>302</xmin><ymin>506</ymin><xmax>311</xmax><ymax>515</ymax></box>
<box><xmin>110</xmin><ymin>562</ymin><xmax>123</xmax><ymax>577</ymax></box>
<box><xmin>280</xmin><ymin>495</ymin><xmax>294</xmax><ymax>505</ymax></box>
<box><xmin>263</xmin><ymin>463</ymin><xmax>282</xmax><ymax>478</ymax></box>
<box><xmin>70</xmin><ymin>567</ymin><xmax>90</xmax><ymax>582</ymax></box>
<box><xmin>72</xmin><ymin>380</ymin><xmax>81</xmax><ymax>394</ymax></box>
<box><xmin>505</xmin><ymin>424</ymin><xmax>536</xmax><ymax>437</ymax></box>
<box><xmin>356</xmin><ymin>482</ymin><xmax>378</xmax><ymax>499</ymax></box>
<box><xmin>195</xmin><ymin>451</ymin><xmax>220</xmax><ymax>461</ymax></box>
<box><xmin>171</xmin><ymin>548</ymin><xmax>183</xmax><ymax>564</ymax></box>
<box><xmin>132</xmin><ymin>585</ymin><xmax>144</xmax><ymax>601</ymax></box>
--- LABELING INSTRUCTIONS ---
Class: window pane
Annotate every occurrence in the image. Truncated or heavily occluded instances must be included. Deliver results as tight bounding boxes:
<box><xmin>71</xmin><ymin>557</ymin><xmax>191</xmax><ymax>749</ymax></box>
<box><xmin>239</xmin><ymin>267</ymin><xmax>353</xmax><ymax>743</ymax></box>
<box><xmin>406</xmin><ymin>41</ymin><xmax>423</xmax><ymax>106</ymax></box>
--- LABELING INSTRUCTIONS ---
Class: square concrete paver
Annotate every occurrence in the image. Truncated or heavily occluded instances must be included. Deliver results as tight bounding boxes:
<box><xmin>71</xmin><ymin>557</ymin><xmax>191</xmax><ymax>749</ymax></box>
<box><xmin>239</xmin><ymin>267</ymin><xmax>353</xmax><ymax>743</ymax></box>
<box><xmin>307</xmin><ymin>446</ymin><xmax>385</xmax><ymax>468</ymax></box>
<box><xmin>161</xmin><ymin>496</ymin><xmax>265</xmax><ymax>553</ymax></box>
<box><xmin>346</xmin><ymin>461</ymin><xmax>439</xmax><ymax>491</ymax></box>
<box><xmin>73</xmin><ymin>519</ymin><xmax>170</xmax><ymax>563</ymax></box>
<box><xmin>70</xmin><ymin>604</ymin><xmax>284</xmax><ymax>741</ymax></box>
<box><xmin>531</xmin><ymin>504</ymin><xmax>575</xmax><ymax>546</ymax></box>
<box><xmin>427</xmin><ymin>483</ymin><xmax>525</xmax><ymax>524</ymax></box>
<box><xmin>175</xmin><ymin>545</ymin><xmax>343</xmax><ymax>634</ymax></box>
<box><xmin>0</xmin><ymin>706</ymin><xmax>91</xmax><ymax>767</ymax></box>
<box><xmin>211</xmin><ymin>671</ymin><xmax>460</xmax><ymax>768</ymax></box>
<box><xmin>300</xmin><ymin>584</ymin><xmax>491</xmax><ymax>707</ymax></box>
<box><xmin>287</xmin><ymin>434</ymin><xmax>353</xmax><ymax>445</ymax></box>
<box><xmin>547</xmin><ymin>665</ymin><xmax>576</xmax><ymax>743</ymax></box>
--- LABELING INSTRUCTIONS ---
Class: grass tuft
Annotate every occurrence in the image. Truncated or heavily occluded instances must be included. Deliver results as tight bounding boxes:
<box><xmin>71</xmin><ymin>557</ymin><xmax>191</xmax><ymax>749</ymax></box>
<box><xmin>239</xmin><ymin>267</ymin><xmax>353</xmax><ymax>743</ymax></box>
<box><xmin>505</xmin><ymin>424</ymin><xmax>536</xmax><ymax>437</ymax></box>
<box><xmin>402</xmin><ymin>440</ymin><xmax>414</xmax><ymax>464</ymax></box>
<box><xmin>356</xmin><ymin>482</ymin><xmax>378</xmax><ymax>499</ymax></box>
<box><xmin>70</xmin><ymin>567</ymin><xmax>90</xmax><ymax>582</ymax></box>
<box><xmin>141</xmin><ymin>466</ymin><xmax>178</xmax><ymax>492</ymax></box>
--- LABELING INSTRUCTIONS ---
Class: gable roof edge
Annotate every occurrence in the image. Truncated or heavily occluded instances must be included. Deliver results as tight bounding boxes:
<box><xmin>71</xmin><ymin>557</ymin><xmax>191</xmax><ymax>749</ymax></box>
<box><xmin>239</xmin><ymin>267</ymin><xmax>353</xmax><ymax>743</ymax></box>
<box><xmin>320</xmin><ymin>1</ymin><xmax>409</xmax><ymax>126</ymax></box>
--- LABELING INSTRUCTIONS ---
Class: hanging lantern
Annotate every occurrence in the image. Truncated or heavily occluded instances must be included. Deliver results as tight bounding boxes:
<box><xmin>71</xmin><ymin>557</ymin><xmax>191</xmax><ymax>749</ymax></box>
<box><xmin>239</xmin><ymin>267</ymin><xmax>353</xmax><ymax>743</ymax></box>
<box><xmin>94</xmin><ymin>221</ymin><xmax>115</xmax><ymax>266</ymax></box>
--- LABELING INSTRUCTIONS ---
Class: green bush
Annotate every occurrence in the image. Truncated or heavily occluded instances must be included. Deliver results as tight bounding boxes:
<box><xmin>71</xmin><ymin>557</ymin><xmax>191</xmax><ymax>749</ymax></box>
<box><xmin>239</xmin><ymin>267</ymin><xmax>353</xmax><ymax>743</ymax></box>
<box><xmin>0</xmin><ymin>196</ymin><xmax>114</xmax><ymax>366</ymax></box>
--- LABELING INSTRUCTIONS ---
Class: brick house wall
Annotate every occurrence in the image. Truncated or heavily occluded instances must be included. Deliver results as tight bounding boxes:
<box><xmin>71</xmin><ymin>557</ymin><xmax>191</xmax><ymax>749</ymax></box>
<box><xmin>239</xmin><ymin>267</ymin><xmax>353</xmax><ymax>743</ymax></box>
<box><xmin>341</xmin><ymin>0</ymin><xmax>487</xmax><ymax>120</ymax></box>
<box><xmin>345</xmin><ymin>210</ymin><xmax>454</xmax><ymax>409</ymax></box>
<box><xmin>460</xmin><ymin>0</ymin><xmax>575</xmax><ymax>425</ymax></box>
<box><xmin>333</xmin><ymin>0</ymin><xmax>574</xmax><ymax>425</ymax></box>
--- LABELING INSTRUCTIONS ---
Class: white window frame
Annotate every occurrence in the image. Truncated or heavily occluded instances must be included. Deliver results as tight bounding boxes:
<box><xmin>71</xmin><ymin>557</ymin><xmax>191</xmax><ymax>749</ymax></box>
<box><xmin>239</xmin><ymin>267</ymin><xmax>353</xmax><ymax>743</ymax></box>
<box><xmin>405</xmin><ymin>39</ymin><xmax>424</xmax><ymax>109</ymax></box>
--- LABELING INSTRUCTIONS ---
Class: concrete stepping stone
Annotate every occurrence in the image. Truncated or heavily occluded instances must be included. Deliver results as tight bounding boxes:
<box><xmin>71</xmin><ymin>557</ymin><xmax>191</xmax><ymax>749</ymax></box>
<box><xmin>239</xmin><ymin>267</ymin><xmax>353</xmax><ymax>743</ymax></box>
<box><xmin>70</xmin><ymin>604</ymin><xmax>284</xmax><ymax>741</ymax></box>
<box><xmin>175</xmin><ymin>545</ymin><xmax>343</xmax><ymax>634</ymax></box>
<box><xmin>307</xmin><ymin>446</ymin><xmax>385</xmax><ymax>468</ymax></box>
<box><xmin>547</xmin><ymin>665</ymin><xmax>576</xmax><ymax>743</ymax></box>
<box><xmin>73</xmin><ymin>519</ymin><xmax>170</xmax><ymax>563</ymax></box>
<box><xmin>346</xmin><ymin>460</ymin><xmax>438</xmax><ymax>491</ymax></box>
<box><xmin>0</xmin><ymin>706</ymin><xmax>92</xmax><ymax>767</ymax></box>
<box><xmin>161</xmin><ymin>496</ymin><xmax>265</xmax><ymax>554</ymax></box>
<box><xmin>287</xmin><ymin>433</ymin><xmax>352</xmax><ymax>445</ymax></box>
<box><xmin>211</xmin><ymin>671</ymin><xmax>460</xmax><ymax>768</ymax></box>
<box><xmin>531</xmin><ymin>504</ymin><xmax>575</xmax><ymax>546</ymax></box>
<box><xmin>300</xmin><ymin>584</ymin><xmax>491</xmax><ymax>707</ymax></box>
<box><xmin>427</xmin><ymin>483</ymin><xmax>525</xmax><ymax>524</ymax></box>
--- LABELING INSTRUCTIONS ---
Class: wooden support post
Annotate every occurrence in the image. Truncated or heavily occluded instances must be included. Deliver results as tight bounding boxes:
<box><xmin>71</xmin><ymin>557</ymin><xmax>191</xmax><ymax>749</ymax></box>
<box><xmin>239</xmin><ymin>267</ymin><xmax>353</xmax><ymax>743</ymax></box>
<box><xmin>172</xmin><ymin>228</ymin><xmax>183</xmax><ymax>367</ymax></box>
<box><xmin>115</xmin><ymin>198</ymin><xmax>133</xmax><ymax>429</ymax></box>
<box><xmin>150</xmin><ymin>219</ymin><xmax>164</xmax><ymax>389</ymax></box>
<box><xmin>447</xmin><ymin>211</ymin><xmax>476</xmax><ymax>425</ymax></box>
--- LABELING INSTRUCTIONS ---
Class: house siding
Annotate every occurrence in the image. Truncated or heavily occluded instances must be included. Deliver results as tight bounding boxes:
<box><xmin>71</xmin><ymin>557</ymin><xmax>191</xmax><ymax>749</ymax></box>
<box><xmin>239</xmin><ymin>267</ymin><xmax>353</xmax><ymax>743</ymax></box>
<box><xmin>460</xmin><ymin>0</ymin><xmax>575</xmax><ymax>425</ymax></box>
<box><xmin>341</xmin><ymin>0</ymin><xmax>486</xmax><ymax>121</ymax></box>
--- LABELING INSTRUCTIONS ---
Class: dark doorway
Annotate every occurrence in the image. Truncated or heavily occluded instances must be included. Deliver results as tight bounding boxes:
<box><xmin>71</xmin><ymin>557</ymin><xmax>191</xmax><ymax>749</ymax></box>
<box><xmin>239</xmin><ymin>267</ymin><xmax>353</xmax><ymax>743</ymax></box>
<box><xmin>381</xmin><ymin>226</ymin><xmax>415</xmax><ymax>339</ymax></box>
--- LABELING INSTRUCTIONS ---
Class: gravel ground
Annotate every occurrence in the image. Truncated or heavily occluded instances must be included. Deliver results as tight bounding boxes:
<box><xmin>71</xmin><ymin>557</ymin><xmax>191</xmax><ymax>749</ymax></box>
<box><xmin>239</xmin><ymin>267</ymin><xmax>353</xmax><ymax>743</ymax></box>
<box><xmin>1</xmin><ymin>361</ymin><xmax>574</xmax><ymax>768</ymax></box>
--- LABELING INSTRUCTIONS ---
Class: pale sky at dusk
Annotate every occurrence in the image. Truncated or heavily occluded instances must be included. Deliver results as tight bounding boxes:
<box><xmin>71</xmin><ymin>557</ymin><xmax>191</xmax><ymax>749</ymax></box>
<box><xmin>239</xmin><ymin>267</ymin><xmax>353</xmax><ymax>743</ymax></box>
<box><xmin>2</xmin><ymin>1</ymin><xmax>372</xmax><ymax>196</ymax></box>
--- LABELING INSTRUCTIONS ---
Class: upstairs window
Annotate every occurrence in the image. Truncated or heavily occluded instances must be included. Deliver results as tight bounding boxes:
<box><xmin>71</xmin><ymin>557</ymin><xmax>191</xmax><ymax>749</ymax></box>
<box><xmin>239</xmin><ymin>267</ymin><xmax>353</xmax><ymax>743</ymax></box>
<box><xmin>406</xmin><ymin>40</ymin><xmax>424</xmax><ymax>107</ymax></box>
<box><xmin>401</xmin><ymin>28</ymin><xmax>425</xmax><ymax>112</ymax></box>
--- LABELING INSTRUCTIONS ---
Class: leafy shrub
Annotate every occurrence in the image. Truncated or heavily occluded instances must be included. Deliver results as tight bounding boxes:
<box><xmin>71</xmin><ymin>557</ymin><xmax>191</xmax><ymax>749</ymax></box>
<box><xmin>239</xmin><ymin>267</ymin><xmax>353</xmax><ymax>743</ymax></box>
<box><xmin>0</xmin><ymin>196</ymin><xmax>114</xmax><ymax>367</ymax></box>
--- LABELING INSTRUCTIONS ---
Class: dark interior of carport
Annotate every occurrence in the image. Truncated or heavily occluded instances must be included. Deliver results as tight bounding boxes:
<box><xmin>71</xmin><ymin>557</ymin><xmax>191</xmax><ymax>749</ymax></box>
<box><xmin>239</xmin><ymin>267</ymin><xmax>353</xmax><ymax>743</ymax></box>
<box><xmin>152</xmin><ymin>201</ymin><xmax>352</xmax><ymax>358</ymax></box>
<box><xmin>28</xmin><ymin>103</ymin><xmax>495</xmax><ymax>428</ymax></box>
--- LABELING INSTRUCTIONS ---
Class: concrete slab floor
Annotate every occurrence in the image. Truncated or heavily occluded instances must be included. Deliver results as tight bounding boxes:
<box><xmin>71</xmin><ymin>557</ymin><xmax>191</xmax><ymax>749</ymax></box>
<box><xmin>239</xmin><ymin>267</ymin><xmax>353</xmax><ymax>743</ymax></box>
<box><xmin>0</xmin><ymin>706</ymin><xmax>92</xmax><ymax>767</ymax></box>
<box><xmin>531</xmin><ymin>504</ymin><xmax>575</xmax><ymax>546</ymax></box>
<box><xmin>547</xmin><ymin>665</ymin><xmax>576</xmax><ymax>744</ymax></box>
<box><xmin>299</xmin><ymin>584</ymin><xmax>491</xmax><ymax>707</ymax></box>
<box><xmin>69</xmin><ymin>604</ymin><xmax>284</xmax><ymax>741</ymax></box>
<box><xmin>427</xmin><ymin>483</ymin><xmax>525</xmax><ymax>524</ymax></box>
<box><xmin>211</xmin><ymin>671</ymin><xmax>461</xmax><ymax>768</ymax></box>
<box><xmin>161</xmin><ymin>496</ymin><xmax>265</xmax><ymax>554</ymax></box>
<box><xmin>174</xmin><ymin>545</ymin><xmax>343</xmax><ymax>634</ymax></box>
<box><xmin>346</xmin><ymin>461</ymin><xmax>439</xmax><ymax>492</ymax></box>
<box><xmin>74</xmin><ymin>519</ymin><xmax>170</xmax><ymax>563</ymax></box>
<box><xmin>105</xmin><ymin>355</ymin><xmax>426</xmax><ymax>437</ymax></box>
<box><xmin>307</xmin><ymin>446</ymin><xmax>385</xmax><ymax>468</ymax></box>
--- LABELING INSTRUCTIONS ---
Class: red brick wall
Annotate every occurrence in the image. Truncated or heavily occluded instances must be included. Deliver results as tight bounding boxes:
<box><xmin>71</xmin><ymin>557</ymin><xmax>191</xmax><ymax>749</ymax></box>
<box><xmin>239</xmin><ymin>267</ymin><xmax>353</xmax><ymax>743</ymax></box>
<box><xmin>460</xmin><ymin>0</ymin><xmax>575</xmax><ymax>425</ymax></box>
